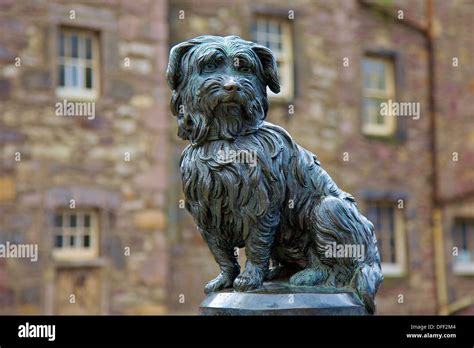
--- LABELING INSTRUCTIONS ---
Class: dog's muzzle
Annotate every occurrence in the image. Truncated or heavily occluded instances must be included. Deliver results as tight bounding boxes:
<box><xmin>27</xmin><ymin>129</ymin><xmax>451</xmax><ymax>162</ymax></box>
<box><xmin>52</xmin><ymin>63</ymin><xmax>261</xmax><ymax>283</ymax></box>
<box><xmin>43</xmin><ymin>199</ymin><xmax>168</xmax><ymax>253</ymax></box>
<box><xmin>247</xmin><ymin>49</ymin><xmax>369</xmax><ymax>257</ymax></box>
<box><xmin>223</xmin><ymin>79</ymin><xmax>242</xmax><ymax>93</ymax></box>
<box><xmin>199</xmin><ymin>77</ymin><xmax>256</xmax><ymax>113</ymax></box>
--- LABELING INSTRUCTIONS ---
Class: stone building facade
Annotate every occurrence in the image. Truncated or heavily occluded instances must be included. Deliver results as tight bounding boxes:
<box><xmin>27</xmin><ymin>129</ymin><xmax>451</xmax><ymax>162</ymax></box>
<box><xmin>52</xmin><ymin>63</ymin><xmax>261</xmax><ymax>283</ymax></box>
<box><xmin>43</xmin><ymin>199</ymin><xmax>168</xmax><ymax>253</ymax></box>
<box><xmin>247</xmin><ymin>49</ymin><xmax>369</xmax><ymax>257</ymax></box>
<box><xmin>0</xmin><ymin>0</ymin><xmax>473</xmax><ymax>315</ymax></box>
<box><xmin>0</xmin><ymin>0</ymin><xmax>171</xmax><ymax>314</ymax></box>
<box><xmin>166</xmin><ymin>0</ymin><xmax>474</xmax><ymax>315</ymax></box>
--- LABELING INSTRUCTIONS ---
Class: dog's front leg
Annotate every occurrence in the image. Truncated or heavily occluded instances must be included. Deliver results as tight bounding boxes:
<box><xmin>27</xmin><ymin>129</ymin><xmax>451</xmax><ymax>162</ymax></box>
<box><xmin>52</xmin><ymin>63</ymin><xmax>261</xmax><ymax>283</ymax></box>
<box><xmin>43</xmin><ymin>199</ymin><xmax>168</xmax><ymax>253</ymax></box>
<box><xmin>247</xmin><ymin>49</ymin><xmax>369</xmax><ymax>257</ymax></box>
<box><xmin>201</xmin><ymin>229</ymin><xmax>240</xmax><ymax>294</ymax></box>
<box><xmin>233</xmin><ymin>224</ymin><xmax>275</xmax><ymax>292</ymax></box>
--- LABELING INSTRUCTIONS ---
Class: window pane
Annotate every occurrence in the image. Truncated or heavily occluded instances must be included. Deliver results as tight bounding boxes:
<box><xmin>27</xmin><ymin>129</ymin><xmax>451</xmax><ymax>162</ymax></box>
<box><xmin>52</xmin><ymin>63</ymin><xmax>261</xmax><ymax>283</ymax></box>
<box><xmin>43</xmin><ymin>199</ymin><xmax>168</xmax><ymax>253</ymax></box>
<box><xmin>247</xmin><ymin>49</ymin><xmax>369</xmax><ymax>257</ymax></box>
<box><xmin>85</xmin><ymin>67</ymin><xmax>92</xmax><ymax>89</ymax></box>
<box><xmin>377</xmin><ymin>64</ymin><xmax>386</xmax><ymax>90</ymax></box>
<box><xmin>363</xmin><ymin>97</ymin><xmax>389</xmax><ymax>126</ymax></box>
<box><xmin>363</xmin><ymin>97</ymin><xmax>375</xmax><ymax>124</ymax></box>
<box><xmin>54</xmin><ymin>214</ymin><xmax>63</xmax><ymax>227</ymax></box>
<box><xmin>386</xmin><ymin>206</ymin><xmax>396</xmax><ymax>263</ymax></box>
<box><xmin>268</xmin><ymin>21</ymin><xmax>280</xmax><ymax>34</ymax></box>
<box><xmin>269</xmin><ymin>41</ymin><xmax>278</xmax><ymax>51</ymax></box>
<box><xmin>77</xmin><ymin>64</ymin><xmax>84</xmax><ymax>88</ymax></box>
<box><xmin>54</xmin><ymin>235</ymin><xmax>63</xmax><ymax>248</ymax></box>
<box><xmin>71</xmin><ymin>34</ymin><xmax>78</xmax><ymax>58</ymax></box>
<box><xmin>454</xmin><ymin>220</ymin><xmax>474</xmax><ymax>263</ymax></box>
<box><xmin>461</xmin><ymin>221</ymin><xmax>468</xmax><ymax>250</ymax></box>
<box><xmin>368</xmin><ymin>202</ymin><xmax>397</xmax><ymax>264</ymax></box>
<box><xmin>65</xmin><ymin>64</ymin><xmax>72</xmax><ymax>87</ymax></box>
<box><xmin>85</xmin><ymin>37</ymin><xmax>92</xmax><ymax>59</ymax></box>
<box><xmin>69</xmin><ymin>235</ymin><xmax>75</xmax><ymax>247</ymax></box>
<box><xmin>363</xmin><ymin>59</ymin><xmax>386</xmax><ymax>90</ymax></box>
<box><xmin>84</xmin><ymin>214</ymin><xmax>90</xmax><ymax>227</ymax></box>
<box><xmin>71</xmin><ymin>65</ymin><xmax>78</xmax><ymax>87</ymax></box>
<box><xmin>64</xmin><ymin>32</ymin><xmax>70</xmax><ymax>57</ymax></box>
<box><xmin>69</xmin><ymin>214</ymin><xmax>77</xmax><ymax>227</ymax></box>
<box><xmin>83</xmin><ymin>235</ymin><xmax>90</xmax><ymax>248</ymax></box>
<box><xmin>59</xmin><ymin>32</ymin><xmax>65</xmax><ymax>57</ymax></box>
<box><xmin>58</xmin><ymin>64</ymin><xmax>65</xmax><ymax>87</ymax></box>
<box><xmin>254</xmin><ymin>19</ymin><xmax>277</xmax><ymax>50</ymax></box>
<box><xmin>468</xmin><ymin>223</ymin><xmax>474</xmax><ymax>258</ymax></box>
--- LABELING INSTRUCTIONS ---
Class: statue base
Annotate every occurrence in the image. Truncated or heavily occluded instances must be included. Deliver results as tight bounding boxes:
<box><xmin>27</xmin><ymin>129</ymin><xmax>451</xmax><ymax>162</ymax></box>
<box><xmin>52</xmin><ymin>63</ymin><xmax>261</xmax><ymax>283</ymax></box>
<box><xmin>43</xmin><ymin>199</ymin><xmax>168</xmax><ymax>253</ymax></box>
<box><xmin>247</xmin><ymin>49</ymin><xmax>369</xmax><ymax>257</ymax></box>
<box><xmin>199</xmin><ymin>281</ymin><xmax>369</xmax><ymax>315</ymax></box>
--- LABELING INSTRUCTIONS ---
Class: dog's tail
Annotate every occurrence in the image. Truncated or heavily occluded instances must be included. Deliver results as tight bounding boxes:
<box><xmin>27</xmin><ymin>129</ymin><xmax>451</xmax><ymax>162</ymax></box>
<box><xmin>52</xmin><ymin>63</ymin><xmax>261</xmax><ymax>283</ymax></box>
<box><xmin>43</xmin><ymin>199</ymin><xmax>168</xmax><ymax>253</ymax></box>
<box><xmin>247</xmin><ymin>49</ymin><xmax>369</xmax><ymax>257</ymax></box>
<box><xmin>341</xmin><ymin>195</ymin><xmax>384</xmax><ymax>314</ymax></box>
<box><xmin>312</xmin><ymin>194</ymin><xmax>384</xmax><ymax>313</ymax></box>
<box><xmin>349</xmin><ymin>211</ymin><xmax>384</xmax><ymax>314</ymax></box>
<box><xmin>352</xmin><ymin>261</ymin><xmax>383</xmax><ymax>314</ymax></box>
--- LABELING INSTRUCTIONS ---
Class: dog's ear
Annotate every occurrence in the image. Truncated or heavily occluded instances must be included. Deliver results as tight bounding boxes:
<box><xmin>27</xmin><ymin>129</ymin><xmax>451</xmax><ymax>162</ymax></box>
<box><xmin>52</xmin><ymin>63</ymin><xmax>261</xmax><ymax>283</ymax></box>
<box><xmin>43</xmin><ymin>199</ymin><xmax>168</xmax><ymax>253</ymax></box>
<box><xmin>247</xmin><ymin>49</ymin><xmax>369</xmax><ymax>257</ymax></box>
<box><xmin>251</xmin><ymin>44</ymin><xmax>280</xmax><ymax>94</ymax></box>
<box><xmin>166</xmin><ymin>40</ymin><xmax>197</xmax><ymax>90</ymax></box>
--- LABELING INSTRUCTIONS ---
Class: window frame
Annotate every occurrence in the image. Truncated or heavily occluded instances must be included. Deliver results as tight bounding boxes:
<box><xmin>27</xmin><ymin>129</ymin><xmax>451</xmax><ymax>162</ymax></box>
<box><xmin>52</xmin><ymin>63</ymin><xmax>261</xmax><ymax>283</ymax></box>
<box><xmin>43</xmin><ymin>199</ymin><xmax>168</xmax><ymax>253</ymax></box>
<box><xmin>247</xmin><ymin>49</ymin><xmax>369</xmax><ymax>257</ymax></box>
<box><xmin>52</xmin><ymin>209</ymin><xmax>100</xmax><ymax>261</ymax></box>
<box><xmin>452</xmin><ymin>218</ymin><xmax>474</xmax><ymax>275</ymax></box>
<box><xmin>55</xmin><ymin>27</ymin><xmax>100</xmax><ymax>101</ymax></box>
<box><xmin>252</xmin><ymin>15</ymin><xmax>294</xmax><ymax>101</ymax></box>
<box><xmin>366</xmin><ymin>200</ymin><xmax>407</xmax><ymax>277</ymax></box>
<box><xmin>361</xmin><ymin>55</ymin><xmax>396</xmax><ymax>137</ymax></box>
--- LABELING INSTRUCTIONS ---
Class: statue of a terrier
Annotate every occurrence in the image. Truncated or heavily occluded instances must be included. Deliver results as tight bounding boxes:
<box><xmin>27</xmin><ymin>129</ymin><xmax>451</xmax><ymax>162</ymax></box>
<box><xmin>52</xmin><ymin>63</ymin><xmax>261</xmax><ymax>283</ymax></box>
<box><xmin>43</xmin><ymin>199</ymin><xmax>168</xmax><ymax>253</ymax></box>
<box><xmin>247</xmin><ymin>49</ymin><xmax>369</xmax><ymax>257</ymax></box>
<box><xmin>166</xmin><ymin>35</ymin><xmax>383</xmax><ymax>313</ymax></box>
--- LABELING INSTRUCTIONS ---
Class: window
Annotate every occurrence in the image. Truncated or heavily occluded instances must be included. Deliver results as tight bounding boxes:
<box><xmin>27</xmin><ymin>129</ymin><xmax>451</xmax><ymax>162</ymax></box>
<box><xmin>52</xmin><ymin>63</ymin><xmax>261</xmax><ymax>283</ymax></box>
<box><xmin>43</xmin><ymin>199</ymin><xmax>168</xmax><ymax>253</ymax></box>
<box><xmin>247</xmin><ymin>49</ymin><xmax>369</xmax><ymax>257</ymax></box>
<box><xmin>362</xmin><ymin>56</ymin><xmax>396</xmax><ymax>136</ymax></box>
<box><xmin>452</xmin><ymin>219</ymin><xmax>474</xmax><ymax>274</ymax></box>
<box><xmin>56</xmin><ymin>28</ymin><xmax>99</xmax><ymax>100</ymax></box>
<box><xmin>53</xmin><ymin>210</ymin><xmax>99</xmax><ymax>260</ymax></box>
<box><xmin>253</xmin><ymin>16</ymin><xmax>294</xmax><ymax>100</ymax></box>
<box><xmin>366</xmin><ymin>201</ymin><xmax>406</xmax><ymax>276</ymax></box>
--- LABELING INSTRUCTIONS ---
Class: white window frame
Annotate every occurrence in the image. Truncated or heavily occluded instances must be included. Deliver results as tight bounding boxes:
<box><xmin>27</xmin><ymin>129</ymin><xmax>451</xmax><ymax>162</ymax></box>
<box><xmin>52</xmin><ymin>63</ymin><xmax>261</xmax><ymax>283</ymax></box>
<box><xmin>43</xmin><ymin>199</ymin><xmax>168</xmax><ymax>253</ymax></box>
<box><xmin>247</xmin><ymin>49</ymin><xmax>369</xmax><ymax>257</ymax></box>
<box><xmin>56</xmin><ymin>28</ymin><xmax>100</xmax><ymax>101</ymax></box>
<box><xmin>453</xmin><ymin>219</ymin><xmax>474</xmax><ymax>275</ymax></box>
<box><xmin>367</xmin><ymin>201</ymin><xmax>407</xmax><ymax>277</ymax></box>
<box><xmin>362</xmin><ymin>56</ymin><xmax>396</xmax><ymax>136</ymax></box>
<box><xmin>52</xmin><ymin>210</ymin><xmax>99</xmax><ymax>261</ymax></box>
<box><xmin>253</xmin><ymin>16</ymin><xmax>294</xmax><ymax>101</ymax></box>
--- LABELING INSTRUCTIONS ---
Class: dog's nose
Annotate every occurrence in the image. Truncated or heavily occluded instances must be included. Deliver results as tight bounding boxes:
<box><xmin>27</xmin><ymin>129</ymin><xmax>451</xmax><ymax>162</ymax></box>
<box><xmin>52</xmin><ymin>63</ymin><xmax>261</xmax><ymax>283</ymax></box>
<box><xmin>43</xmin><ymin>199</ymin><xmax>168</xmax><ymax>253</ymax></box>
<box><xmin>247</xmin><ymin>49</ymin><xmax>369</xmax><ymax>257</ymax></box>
<box><xmin>223</xmin><ymin>81</ymin><xmax>241</xmax><ymax>92</ymax></box>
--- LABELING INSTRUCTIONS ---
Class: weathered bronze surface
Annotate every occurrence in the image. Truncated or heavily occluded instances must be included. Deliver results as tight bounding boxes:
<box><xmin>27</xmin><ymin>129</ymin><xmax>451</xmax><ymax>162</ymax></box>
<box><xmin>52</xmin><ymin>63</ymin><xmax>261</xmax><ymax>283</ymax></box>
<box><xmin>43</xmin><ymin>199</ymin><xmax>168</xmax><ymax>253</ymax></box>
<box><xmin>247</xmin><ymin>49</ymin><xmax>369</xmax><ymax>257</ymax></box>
<box><xmin>199</xmin><ymin>281</ymin><xmax>368</xmax><ymax>315</ymax></box>
<box><xmin>166</xmin><ymin>35</ymin><xmax>383</xmax><ymax>314</ymax></box>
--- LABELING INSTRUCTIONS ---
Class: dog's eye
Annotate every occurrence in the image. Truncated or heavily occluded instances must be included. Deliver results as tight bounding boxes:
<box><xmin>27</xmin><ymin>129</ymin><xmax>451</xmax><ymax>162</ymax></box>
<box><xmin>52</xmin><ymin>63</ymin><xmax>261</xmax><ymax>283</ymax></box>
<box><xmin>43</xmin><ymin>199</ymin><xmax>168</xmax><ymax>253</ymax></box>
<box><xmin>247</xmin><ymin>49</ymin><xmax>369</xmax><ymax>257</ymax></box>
<box><xmin>203</xmin><ymin>63</ymin><xmax>218</xmax><ymax>72</ymax></box>
<box><xmin>239</xmin><ymin>66</ymin><xmax>253</xmax><ymax>73</ymax></box>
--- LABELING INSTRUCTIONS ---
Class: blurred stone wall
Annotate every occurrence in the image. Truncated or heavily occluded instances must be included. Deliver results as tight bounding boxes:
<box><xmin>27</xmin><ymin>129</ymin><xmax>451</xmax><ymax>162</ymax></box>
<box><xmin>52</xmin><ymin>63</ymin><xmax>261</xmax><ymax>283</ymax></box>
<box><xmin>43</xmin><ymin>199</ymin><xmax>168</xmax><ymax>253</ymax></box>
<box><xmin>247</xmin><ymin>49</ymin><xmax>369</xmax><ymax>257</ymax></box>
<box><xmin>433</xmin><ymin>0</ymin><xmax>474</xmax><ymax>312</ymax></box>
<box><xmin>167</xmin><ymin>0</ymin><xmax>474</xmax><ymax>315</ymax></box>
<box><xmin>0</xmin><ymin>0</ymin><xmax>171</xmax><ymax>314</ymax></box>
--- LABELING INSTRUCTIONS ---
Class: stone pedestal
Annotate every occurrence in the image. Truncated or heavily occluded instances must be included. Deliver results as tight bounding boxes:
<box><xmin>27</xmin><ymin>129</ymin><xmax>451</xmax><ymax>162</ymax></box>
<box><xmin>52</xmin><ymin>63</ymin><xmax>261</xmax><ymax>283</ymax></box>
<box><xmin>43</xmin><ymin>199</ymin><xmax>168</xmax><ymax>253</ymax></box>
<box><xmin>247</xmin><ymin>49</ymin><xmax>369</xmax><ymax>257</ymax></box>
<box><xmin>199</xmin><ymin>281</ymin><xmax>368</xmax><ymax>315</ymax></box>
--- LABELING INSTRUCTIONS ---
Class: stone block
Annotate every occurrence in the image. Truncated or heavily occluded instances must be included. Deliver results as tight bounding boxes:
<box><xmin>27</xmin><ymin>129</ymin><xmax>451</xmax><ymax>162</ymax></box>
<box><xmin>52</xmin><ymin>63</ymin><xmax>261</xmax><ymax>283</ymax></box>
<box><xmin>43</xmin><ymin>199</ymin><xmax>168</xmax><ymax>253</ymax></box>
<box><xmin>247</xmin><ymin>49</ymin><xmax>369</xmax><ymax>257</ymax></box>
<box><xmin>133</xmin><ymin>209</ymin><xmax>167</xmax><ymax>230</ymax></box>
<box><xmin>130</xmin><ymin>94</ymin><xmax>154</xmax><ymax>109</ymax></box>
<box><xmin>139</xmin><ymin>254</ymin><xmax>167</xmax><ymax>286</ymax></box>
<box><xmin>0</xmin><ymin>79</ymin><xmax>11</xmax><ymax>100</ymax></box>
<box><xmin>118</xmin><ymin>16</ymin><xmax>142</xmax><ymax>40</ymax></box>
<box><xmin>107</xmin><ymin>79</ymin><xmax>134</xmax><ymax>101</ymax></box>
<box><xmin>126</xmin><ymin>304</ymin><xmax>167</xmax><ymax>315</ymax></box>
<box><xmin>120</xmin><ymin>0</ymin><xmax>151</xmax><ymax>16</ymax></box>
<box><xmin>17</xmin><ymin>304</ymin><xmax>40</xmax><ymax>315</ymax></box>
<box><xmin>0</xmin><ymin>44</ymin><xmax>14</xmax><ymax>62</ymax></box>
<box><xmin>119</xmin><ymin>41</ymin><xmax>155</xmax><ymax>58</ymax></box>
<box><xmin>20</xmin><ymin>70</ymin><xmax>51</xmax><ymax>90</ymax></box>
<box><xmin>0</xmin><ymin>176</ymin><xmax>15</xmax><ymax>201</ymax></box>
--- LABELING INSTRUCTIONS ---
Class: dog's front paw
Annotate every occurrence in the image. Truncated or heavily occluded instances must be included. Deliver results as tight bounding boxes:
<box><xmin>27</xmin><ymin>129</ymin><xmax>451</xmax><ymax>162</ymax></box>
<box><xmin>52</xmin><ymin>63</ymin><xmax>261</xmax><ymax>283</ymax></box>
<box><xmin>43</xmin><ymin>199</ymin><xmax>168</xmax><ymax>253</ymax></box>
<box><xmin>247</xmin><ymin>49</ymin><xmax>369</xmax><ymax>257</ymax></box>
<box><xmin>289</xmin><ymin>267</ymin><xmax>328</xmax><ymax>286</ymax></box>
<box><xmin>204</xmin><ymin>272</ymin><xmax>234</xmax><ymax>294</ymax></box>
<box><xmin>233</xmin><ymin>263</ymin><xmax>264</xmax><ymax>291</ymax></box>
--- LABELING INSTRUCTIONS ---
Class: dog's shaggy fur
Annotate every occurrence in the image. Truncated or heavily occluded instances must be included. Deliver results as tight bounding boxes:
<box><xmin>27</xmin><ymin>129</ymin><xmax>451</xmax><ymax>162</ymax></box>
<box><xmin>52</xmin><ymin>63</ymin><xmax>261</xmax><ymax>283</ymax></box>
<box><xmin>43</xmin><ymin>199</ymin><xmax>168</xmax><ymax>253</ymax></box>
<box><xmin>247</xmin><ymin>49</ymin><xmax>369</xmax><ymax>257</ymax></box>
<box><xmin>167</xmin><ymin>35</ymin><xmax>383</xmax><ymax>313</ymax></box>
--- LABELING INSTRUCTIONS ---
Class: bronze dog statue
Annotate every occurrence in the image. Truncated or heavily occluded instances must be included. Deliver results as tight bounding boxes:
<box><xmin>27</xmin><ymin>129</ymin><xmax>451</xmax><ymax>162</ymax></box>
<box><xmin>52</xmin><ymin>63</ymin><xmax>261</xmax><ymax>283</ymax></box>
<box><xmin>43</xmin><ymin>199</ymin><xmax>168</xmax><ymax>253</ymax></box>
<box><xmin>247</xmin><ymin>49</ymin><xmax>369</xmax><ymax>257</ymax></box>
<box><xmin>166</xmin><ymin>35</ymin><xmax>383</xmax><ymax>313</ymax></box>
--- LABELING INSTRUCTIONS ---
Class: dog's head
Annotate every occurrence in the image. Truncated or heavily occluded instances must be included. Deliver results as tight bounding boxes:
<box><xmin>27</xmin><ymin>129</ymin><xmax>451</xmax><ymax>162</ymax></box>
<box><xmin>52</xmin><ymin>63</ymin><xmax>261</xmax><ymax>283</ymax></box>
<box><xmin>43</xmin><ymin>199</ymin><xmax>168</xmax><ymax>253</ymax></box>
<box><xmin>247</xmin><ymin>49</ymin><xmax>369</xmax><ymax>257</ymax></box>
<box><xmin>166</xmin><ymin>35</ymin><xmax>280</xmax><ymax>145</ymax></box>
